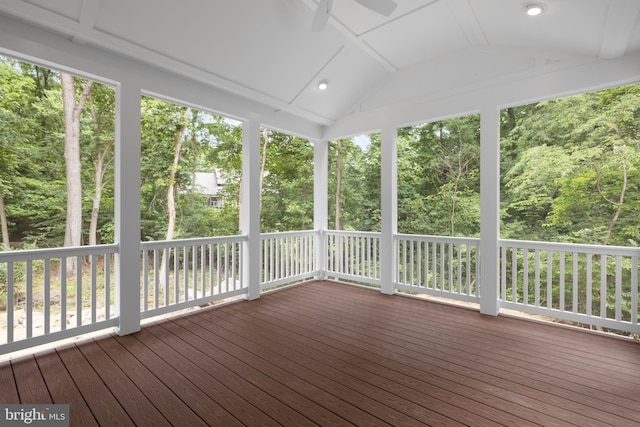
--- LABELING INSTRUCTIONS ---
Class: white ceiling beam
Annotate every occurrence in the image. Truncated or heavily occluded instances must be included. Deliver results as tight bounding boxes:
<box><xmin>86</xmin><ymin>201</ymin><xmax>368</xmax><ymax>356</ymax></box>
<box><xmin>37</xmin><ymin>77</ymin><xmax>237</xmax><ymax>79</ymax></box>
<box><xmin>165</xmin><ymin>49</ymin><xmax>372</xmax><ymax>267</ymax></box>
<box><xmin>446</xmin><ymin>0</ymin><xmax>488</xmax><ymax>46</ymax></box>
<box><xmin>300</xmin><ymin>0</ymin><xmax>397</xmax><ymax>71</ymax></box>
<box><xmin>599</xmin><ymin>0</ymin><xmax>640</xmax><ymax>59</ymax></box>
<box><xmin>79</xmin><ymin>0</ymin><xmax>101</xmax><ymax>28</ymax></box>
<box><xmin>72</xmin><ymin>0</ymin><xmax>102</xmax><ymax>45</ymax></box>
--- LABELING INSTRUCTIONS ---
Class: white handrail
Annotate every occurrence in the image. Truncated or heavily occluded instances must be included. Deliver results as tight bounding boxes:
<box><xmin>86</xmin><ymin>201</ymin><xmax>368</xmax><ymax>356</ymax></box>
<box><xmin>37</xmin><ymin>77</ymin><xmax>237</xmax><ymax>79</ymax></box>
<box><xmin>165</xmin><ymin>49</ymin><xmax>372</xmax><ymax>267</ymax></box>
<box><xmin>140</xmin><ymin>235</ymin><xmax>247</xmax><ymax>250</ymax></box>
<box><xmin>500</xmin><ymin>239</ymin><xmax>640</xmax><ymax>257</ymax></box>
<box><xmin>0</xmin><ymin>244</ymin><xmax>119</xmax><ymax>262</ymax></box>
<box><xmin>3</xmin><ymin>232</ymin><xmax>637</xmax><ymax>356</ymax></box>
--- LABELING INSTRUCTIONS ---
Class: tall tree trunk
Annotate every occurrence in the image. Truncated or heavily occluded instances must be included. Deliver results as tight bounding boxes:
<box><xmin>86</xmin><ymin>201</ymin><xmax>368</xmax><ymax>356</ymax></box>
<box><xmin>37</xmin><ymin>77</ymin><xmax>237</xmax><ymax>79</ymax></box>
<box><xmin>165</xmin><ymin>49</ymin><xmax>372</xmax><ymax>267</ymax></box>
<box><xmin>88</xmin><ymin>92</ymin><xmax>114</xmax><ymax>246</ymax></box>
<box><xmin>450</xmin><ymin>177</ymin><xmax>458</xmax><ymax>236</ymax></box>
<box><xmin>596</xmin><ymin>160</ymin><xmax>627</xmax><ymax>246</ymax></box>
<box><xmin>61</xmin><ymin>73</ymin><xmax>93</xmax><ymax>275</ymax></box>
<box><xmin>89</xmin><ymin>162</ymin><xmax>102</xmax><ymax>247</ymax></box>
<box><xmin>260</xmin><ymin>129</ymin><xmax>269</xmax><ymax>216</ymax></box>
<box><xmin>88</xmin><ymin>146</ymin><xmax>113</xmax><ymax>246</ymax></box>
<box><xmin>160</xmin><ymin>107</ymin><xmax>190</xmax><ymax>283</ymax></box>
<box><xmin>0</xmin><ymin>189</ymin><xmax>9</xmax><ymax>249</ymax></box>
<box><xmin>506</xmin><ymin>107</ymin><xmax>516</xmax><ymax>128</ymax></box>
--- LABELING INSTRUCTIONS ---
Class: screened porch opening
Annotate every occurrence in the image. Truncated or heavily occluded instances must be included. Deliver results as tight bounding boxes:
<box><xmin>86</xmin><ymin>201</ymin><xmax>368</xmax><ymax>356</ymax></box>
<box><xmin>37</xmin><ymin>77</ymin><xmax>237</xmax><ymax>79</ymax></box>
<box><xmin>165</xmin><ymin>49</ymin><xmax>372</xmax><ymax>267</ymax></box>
<box><xmin>0</xmin><ymin>1</ymin><xmax>639</xmax><ymax>426</ymax></box>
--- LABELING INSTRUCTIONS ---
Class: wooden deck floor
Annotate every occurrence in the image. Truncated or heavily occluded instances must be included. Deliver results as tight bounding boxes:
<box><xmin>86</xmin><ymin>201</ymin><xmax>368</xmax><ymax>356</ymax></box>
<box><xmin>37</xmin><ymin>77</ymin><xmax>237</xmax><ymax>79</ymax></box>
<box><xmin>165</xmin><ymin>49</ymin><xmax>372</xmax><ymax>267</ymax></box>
<box><xmin>1</xmin><ymin>280</ymin><xmax>639</xmax><ymax>426</ymax></box>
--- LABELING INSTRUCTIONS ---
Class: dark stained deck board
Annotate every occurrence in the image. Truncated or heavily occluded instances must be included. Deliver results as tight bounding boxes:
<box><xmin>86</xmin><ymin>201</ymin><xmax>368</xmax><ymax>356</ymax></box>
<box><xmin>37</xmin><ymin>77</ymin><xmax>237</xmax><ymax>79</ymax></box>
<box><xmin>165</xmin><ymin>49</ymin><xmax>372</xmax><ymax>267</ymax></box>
<box><xmin>224</xmin><ymin>287</ymin><xmax>622</xmax><ymax>427</ymax></box>
<box><xmin>186</xmin><ymin>303</ymin><xmax>510</xmax><ymax>426</ymax></box>
<box><xmin>293</xmin><ymin>283</ymin><xmax>640</xmax><ymax>390</ymax></box>
<box><xmin>169</xmin><ymin>312</ymin><xmax>462</xmax><ymax>427</ymax></box>
<box><xmin>0</xmin><ymin>280</ymin><xmax>638</xmax><ymax>426</ymax></box>
<box><xmin>272</xmin><ymin>283</ymin><xmax>640</xmax><ymax>424</ymax></box>
<box><xmin>0</xmin><ymin>360</ymin><xmax>19</xmax><ymax>404</ymax></box>
<box><xmin>118</xmin><ymin>330</ymin><xmax>283</xmax><ymax>427</ymax></box>
<box><xmin>285</xmin><ymin>285</ymin><xmax>640</xmax><ymax>389</ymax></box>
<box><xmin>102</xmin><ymin>335</ymin><xmax>243</xmax><ymax>427</ymax></box>
<box><xmin>143</xmin><ymin>320</ymin><xmax>342</xmax><ymax>426</ymax></box>
<box><xmin>34</xmin><ymin>349</ymin><xmax>99</xmax><ymax>426</ymax></box>
<box><xmin>302</xmin><ymin>282</ymin><xmax>640</xmax><ymax>370</ymax></box>
<box><xmin>90</xmin><ymin>336</ymin><xmax>212</xmax><ymax>427</ymax></box>
<box><xmin>155</xmin><ymin>319</ymin><xmax>367</xmax><ymax>426</ymax></box>
<box><xmin>74</xmin><ymin>339</ymin><xmax>173</xmax><ymax>427</ymax></box>
<box><xmin>211</xmin><ymin>300</ymin><xmax>565</xmax><ymax>426</ymax></box>
<box><xmin>55</xmin><ymin>344</ymin><xmax>136</xmax><ymax>426</ymax></box>
<box><xmin>11</xmin><ymin>355</ymin><xmax>52</xmax><ymax>404</ymax></box>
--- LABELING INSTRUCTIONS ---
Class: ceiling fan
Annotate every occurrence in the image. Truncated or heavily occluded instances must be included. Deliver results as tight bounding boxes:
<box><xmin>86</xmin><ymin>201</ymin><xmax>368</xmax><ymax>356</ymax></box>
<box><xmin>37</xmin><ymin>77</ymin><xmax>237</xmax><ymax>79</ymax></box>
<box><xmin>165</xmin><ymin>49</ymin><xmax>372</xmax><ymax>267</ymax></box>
<box><xmin>311</xmin><ymin>0</ymin><xmax>398</xmax><ymax>32</ymax></box>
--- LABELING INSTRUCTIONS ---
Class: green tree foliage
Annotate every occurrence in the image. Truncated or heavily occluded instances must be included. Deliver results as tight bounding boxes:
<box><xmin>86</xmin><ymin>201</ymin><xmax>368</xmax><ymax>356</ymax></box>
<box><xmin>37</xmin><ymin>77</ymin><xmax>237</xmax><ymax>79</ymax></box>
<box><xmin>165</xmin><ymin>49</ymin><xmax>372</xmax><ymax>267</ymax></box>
<box><xmin>83</xmin><ymin>82</ymin><xmax>116</xmax><ymax>245</ymax></box>
<box><xmin>2</xmin><ymin>54</ymin><xmax>638</xmax><ymax>255</ymax></box>
<box><xmin>259</xmin><ymin>132</ymin><xmax>314</xmax><ymax>232</ymax></box>
<box><xmin>501</xmin><ymin>84</ymin><xmax>640</xmax><ymax>246</ymax></box>
<box><xmin>139</xmin><ymin>98</ymin><xmax>243</xmax><ymax>240</ymax></box>
<box><xmin>500</xmin><ymin>85</ymin><xmax>640</xmax><ymax>328</ymax></box>
<box><xmin>0</xmin><ymin>58</ymin><xmax>67</xmax><ymax>245</ymax></box>
<box><xmin>328</xmin><ymin>136</ymin><xmax>381</xmax><ymax>232</ymax></box>
<box><xmin>140</xmin><ymin>97</ymin><xmax>186</xmax><ymax>241</ymax></box>
<box><xmin>0</xmin><ymin>59</ymin><xmax>36</xmax><ymax>247</ymax></box>
<box><xmin>397</xmin><ymin>114</ymin><xmax>481</xmax><ymax>236</ymax></box>
<box><xmin>201</xmin><ymin>115</ymin><xmax>243</xmax><ymax>236</ymax></box>
<box><xmin>0</xmin><ymin>57</ymin><xmax>118</xmax><ymax>247</ymax></box>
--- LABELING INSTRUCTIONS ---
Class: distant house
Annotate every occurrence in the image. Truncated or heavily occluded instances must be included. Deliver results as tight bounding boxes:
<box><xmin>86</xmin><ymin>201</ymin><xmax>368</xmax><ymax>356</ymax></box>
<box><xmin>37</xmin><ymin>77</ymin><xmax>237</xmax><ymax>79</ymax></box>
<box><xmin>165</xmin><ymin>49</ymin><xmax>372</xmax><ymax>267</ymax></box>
<box><xmin>192</xmin><ymin>171</ymin><xmax>227</xmax><ymax>208</ymax></box>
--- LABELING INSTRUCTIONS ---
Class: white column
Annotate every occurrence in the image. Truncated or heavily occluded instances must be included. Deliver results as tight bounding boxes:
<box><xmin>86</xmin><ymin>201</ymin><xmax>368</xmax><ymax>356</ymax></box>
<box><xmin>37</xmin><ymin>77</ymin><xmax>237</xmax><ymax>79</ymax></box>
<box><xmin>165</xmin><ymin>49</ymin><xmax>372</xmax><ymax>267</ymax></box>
<box><xmin>380</xmin><ymin>127</ymin><xmax>397</xmax><ymax>295</ymax></box>
<box><xmin>114</xmin><ymin>81</ymin><xmax>141</xmax><ymax>335</ymax></box>
<box><xmin>242</xmin><ymin>119</ymin><xmax>261</xmax><ymax>300</ymax></box>
<box><xmin>314</xmin><ymin>139</ymin><xmax>328</xmax><ymax>280</ymax></box>
<box><xmin>479</xmin><ymin>105</ymin><xmax>501</xmax><ymax>315</ymax></box>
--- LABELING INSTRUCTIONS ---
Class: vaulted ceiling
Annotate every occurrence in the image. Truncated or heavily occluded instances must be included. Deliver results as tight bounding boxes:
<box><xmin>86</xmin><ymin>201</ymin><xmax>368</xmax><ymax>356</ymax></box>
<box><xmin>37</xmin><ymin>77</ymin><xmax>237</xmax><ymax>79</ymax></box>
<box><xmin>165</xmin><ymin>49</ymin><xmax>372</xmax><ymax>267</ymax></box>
<box><xmin>0</xmin><ymin>0</ymin><xmax>639</xmax><ymax>138</ymax></box>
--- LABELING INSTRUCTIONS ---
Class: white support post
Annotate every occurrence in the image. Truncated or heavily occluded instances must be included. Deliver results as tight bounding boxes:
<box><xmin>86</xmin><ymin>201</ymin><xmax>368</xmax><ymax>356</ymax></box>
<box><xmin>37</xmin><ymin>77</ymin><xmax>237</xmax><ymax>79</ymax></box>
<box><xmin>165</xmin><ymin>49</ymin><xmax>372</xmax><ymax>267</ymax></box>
<box><xmin>314</xmin><ymin>139</ymin><xmax>329</xmax><ymax>280</ymax></box>
<box><xmin>380</xmin><ymin>127</ymin><xmax>398</xmax><ymax>295</ymax></box>
<box><xmin>242</xmin><ymin>119</ymin><xmax>261</xmax><ymax>300</ymax></box>
<box><xmin>479</xmin><ymin>105</ymin><xmax>501</xmax><ymax>315</ymax></box>
<box><xmin>115</xmin><ymin>81</ymin><xmax>141</xmax><ymax>335</ymax></box>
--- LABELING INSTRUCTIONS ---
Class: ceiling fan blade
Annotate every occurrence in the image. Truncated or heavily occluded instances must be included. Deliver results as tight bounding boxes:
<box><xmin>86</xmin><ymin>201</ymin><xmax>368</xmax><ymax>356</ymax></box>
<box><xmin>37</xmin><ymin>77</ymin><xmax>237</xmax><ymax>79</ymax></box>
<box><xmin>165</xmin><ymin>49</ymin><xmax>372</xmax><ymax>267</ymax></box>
<box><xmin>352</xmin><ymin>0</ymin><xmax>397</xmax><ymax>16</ymax></box>
<box><xmin>311</xmin><ymin>0</ymin><xmax>332</xmax><ymax>32</ymax></box>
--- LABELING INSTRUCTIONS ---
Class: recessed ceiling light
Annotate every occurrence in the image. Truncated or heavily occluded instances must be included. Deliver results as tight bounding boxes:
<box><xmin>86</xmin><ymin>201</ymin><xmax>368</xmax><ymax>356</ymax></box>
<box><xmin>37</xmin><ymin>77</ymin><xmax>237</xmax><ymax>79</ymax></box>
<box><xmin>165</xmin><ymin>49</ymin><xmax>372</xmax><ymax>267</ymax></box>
<box><xmin>525</xmin><ymin>3</ymin><xmax>545</xmax><ymax>16</ymax></box>
<box><xmin>318</xmin><ymin>80</ymin><xmax>328</xmax><ymax>91</ymax></box>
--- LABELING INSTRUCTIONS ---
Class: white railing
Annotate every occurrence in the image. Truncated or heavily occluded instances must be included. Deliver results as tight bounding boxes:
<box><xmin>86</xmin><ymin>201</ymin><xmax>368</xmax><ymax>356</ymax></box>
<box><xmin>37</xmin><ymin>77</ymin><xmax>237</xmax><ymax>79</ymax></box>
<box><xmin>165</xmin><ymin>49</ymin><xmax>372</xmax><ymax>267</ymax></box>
<box><xmin>3</xmin><ymin>232</ymin><xmax>638</xmax><ymax>355</ymax></box>
<box><xmin>325</xmin><ymin>230</ymin><xmax>381</xmax><ymax>286</ymax></box>
<box><xmin>140</xmin><ymin>235</ymin><xmax>247</xmax><ymax>319</ymax></box>
<box><xmin>500</xmin><ymin>239</ymin><xmax>639</xmax><ymax>334</ymax></box>
<box><xmin>395</xmin><ymin>234</ymin><xmax>480</xmax><ymax>303</ymax></box>
<box><xmin>261</xmin><ymin>230</ymin><xmax>317</xmax><ymax>289</ymax></box>
<box><xmin>1</xmin><ymin>244</ymin><xmax>119</xmax><ymax>353</ymax></box>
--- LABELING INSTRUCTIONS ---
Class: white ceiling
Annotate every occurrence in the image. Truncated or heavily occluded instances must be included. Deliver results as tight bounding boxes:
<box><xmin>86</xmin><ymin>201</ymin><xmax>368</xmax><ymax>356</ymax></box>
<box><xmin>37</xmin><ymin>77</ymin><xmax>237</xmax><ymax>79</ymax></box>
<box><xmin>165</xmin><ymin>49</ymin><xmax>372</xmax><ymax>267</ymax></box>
<box><xmin>0</xmin><ymin>0</ymin><xmax>639</xmax><ymax>134</ymax></box>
